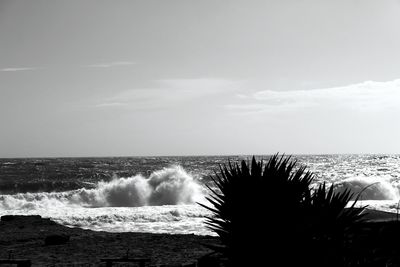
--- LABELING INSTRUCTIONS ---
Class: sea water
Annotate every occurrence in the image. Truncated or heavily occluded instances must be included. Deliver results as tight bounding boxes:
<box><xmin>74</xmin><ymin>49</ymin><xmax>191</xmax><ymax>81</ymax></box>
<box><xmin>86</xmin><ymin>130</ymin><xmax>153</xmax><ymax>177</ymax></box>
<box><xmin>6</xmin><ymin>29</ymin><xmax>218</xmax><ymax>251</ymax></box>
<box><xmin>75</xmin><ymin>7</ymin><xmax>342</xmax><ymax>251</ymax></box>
<box><xmin>0</xmin><ymin>155</ymin><xmax>399</xmax><ymax>235</ymax></box>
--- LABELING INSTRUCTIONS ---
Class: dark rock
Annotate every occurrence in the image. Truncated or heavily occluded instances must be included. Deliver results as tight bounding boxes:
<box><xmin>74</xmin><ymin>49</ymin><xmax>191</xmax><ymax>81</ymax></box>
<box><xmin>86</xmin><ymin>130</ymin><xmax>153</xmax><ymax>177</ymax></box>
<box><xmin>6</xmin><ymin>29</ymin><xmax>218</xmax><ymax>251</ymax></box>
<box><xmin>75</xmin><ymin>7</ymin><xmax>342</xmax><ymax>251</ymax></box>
<box><xmin>44</xmin><ymin>234</ymin><xmax>70</xmax><ymax>246</ymax></box>
<box><xmin>1</xmin><ymin>215</ymin><xmax>42</xmax><ymax>222</ymax></box>
<box><xmin>197</xmin><ymin>252</ymin><xmax>223</xmax><ymax>267</ymax></box>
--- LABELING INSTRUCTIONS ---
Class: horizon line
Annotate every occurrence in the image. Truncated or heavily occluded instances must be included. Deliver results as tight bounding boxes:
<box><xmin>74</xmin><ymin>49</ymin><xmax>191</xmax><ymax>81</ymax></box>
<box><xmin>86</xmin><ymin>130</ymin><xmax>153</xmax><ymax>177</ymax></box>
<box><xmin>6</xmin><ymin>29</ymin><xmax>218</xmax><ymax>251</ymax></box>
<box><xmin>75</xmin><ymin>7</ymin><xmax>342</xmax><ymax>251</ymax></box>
<box><xmin>0</xmin><ymin>153</ymin><xmax>398</xmax><ymax>160</ymax></box>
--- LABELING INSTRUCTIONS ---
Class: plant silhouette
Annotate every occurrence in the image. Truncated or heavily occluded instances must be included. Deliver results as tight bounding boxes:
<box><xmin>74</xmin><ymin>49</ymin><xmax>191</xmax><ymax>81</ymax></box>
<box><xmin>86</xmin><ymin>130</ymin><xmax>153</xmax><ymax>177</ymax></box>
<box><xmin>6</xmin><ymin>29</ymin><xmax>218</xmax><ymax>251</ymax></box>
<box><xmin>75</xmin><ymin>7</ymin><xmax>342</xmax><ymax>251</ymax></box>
<box><xmin>199</xmin><ymin>154</ymin><xmax>366</xmax><ymax>266</ymax></box>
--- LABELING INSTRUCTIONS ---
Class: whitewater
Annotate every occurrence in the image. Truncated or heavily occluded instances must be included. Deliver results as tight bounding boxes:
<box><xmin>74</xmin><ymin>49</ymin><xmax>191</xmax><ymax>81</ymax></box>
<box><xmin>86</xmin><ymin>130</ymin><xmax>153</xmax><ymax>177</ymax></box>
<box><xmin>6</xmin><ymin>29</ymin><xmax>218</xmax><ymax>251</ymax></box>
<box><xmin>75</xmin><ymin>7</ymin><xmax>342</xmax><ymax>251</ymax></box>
<box><xmin>0</xmin><ymin>164</ymin><xmax>212</xmax><ymax>235</ymax></box>
<box><xmin>1</xmin><ymin>155</ymin><xmax>400</xmax><ymax>235</ymax></box>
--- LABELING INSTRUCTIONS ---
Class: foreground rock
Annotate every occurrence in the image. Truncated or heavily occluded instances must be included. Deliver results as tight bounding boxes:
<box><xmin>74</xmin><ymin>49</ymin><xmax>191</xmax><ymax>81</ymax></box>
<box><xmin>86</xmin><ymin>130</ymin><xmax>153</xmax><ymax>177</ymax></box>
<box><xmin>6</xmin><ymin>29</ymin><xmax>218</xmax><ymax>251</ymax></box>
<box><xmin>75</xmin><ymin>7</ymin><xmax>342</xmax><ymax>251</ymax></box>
<box><xmin>44</xmin><ymin>234</ymin><xmax>70</xmax><ymax>246</ymax></box>
<box><xmin>0</xmin><ymin>215</ymin><xmax>217</xmax><ymax>266</ymax></box>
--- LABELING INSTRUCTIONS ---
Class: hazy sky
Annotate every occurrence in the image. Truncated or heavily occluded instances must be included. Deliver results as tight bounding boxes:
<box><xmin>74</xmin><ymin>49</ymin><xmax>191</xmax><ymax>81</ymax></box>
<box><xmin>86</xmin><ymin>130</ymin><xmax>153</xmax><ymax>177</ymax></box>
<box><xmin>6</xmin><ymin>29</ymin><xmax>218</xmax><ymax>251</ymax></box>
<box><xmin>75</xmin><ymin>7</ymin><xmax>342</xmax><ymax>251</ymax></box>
<box><xmin>2</xmin><ymin>0</ymin><xmax>400</xmax><ymax>157</ymax></box>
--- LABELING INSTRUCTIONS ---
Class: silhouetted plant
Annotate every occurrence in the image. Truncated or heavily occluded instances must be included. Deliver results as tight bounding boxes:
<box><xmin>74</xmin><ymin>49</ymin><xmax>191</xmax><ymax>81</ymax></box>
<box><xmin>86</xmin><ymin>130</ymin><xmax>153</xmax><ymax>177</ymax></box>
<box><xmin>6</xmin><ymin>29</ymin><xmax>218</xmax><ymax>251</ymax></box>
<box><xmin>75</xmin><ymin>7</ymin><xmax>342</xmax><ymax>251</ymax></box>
<box><xmin>199</xmin><ymin>154</ymin><xmax>366</xmax><ymax>267</ymax></box>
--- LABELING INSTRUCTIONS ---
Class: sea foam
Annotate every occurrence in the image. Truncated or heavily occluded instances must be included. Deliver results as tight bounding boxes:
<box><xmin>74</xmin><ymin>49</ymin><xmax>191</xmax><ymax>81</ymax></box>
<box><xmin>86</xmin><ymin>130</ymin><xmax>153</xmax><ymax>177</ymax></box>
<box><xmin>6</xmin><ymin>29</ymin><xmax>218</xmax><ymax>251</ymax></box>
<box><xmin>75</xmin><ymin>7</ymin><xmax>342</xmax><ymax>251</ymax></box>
<box><xmin>335</xmin><ymin>176</ymin><xmax>400</xmax><ymax>200</ymax></box>
<box><xmin>0</xmin><ymin>166</ymin><xmax>204</xmax><ymax>210</ymax></box>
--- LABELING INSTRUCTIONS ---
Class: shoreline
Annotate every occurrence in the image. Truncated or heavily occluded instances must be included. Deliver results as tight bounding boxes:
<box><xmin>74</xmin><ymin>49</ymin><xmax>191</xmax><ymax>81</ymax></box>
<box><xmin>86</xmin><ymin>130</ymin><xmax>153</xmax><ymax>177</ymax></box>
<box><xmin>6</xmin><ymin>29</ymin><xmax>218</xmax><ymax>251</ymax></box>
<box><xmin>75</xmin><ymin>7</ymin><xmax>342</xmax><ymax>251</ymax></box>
<box><xmin>1</xmin><ymin>209</ymin><xmax>398</xmax><ymax>266</ymax></box>
<box><xmin>0</xmin><ymin>215</ymin><xmax>217</xmax><ymax>266</ymax></box>
<box><xmin>362</xmin><ymin>208</ymin><xmax>400</xmax><ymax>222</ymax></box>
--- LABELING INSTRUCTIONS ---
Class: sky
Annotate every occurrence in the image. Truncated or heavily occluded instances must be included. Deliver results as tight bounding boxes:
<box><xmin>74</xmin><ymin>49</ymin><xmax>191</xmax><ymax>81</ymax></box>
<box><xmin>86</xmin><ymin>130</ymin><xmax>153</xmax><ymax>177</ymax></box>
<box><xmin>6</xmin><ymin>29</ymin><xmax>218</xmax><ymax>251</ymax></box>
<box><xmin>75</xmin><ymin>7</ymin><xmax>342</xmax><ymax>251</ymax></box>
<box><xmin>1</xmin><ymin>0</ymin><xmax>400</xmax><ymax>157</ymax></box>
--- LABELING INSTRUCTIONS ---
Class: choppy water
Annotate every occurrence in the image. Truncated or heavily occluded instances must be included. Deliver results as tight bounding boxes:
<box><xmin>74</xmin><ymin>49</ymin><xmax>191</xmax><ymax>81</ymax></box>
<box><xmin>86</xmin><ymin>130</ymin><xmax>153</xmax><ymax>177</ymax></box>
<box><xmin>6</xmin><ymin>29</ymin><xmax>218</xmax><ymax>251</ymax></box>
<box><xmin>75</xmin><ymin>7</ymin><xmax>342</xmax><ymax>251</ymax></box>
<box><xmin>0</xmin><ymin>155</ymin><xmax>399</xmax><ymax>235</ymax></box>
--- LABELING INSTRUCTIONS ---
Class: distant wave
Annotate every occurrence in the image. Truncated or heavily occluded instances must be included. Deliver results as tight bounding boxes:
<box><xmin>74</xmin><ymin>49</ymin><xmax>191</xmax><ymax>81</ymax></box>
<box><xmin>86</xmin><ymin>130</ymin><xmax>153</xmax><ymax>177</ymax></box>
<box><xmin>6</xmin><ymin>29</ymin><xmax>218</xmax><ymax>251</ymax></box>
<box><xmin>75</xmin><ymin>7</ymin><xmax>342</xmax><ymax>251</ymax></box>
<box><xmin>335</xmin><ymin>176</ymin><xmax>400</xmax><ymax>200</ymax></box>
<box><xmin>0</xmin><ymin>180</ymin><xmax>91</xmax><ymax>195</ymax></box>
<box><xmin>0</xmin><ymin>166</ymin><xmax>204</xmax><ymax>210</ymax></box>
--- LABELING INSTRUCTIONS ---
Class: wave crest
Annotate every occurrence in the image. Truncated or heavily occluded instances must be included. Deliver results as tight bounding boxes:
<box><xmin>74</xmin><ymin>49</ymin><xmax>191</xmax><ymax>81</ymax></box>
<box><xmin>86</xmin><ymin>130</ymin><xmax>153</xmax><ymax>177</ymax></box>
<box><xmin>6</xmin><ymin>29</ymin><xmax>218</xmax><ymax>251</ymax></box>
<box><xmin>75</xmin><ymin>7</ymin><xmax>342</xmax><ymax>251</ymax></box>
<box><xmin>0</xmin><ymin>166</ymin><xmax>204</xmax><ymax>210</ymax></box>
<box><xmin>335</xmin><ymin>176</ymin><xmax>399</xmax><ymax>200</ymax></box>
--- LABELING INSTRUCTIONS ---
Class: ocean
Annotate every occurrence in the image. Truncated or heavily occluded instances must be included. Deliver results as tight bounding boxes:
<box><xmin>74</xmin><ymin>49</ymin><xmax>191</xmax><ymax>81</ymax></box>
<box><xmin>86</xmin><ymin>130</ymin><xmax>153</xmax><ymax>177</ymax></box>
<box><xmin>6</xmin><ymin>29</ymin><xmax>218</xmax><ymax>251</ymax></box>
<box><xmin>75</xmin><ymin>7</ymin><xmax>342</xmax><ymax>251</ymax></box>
<box><xmin>0</xmin><ymin>155</ymin><xmax>399</xmax><ymax>236</ymax></box>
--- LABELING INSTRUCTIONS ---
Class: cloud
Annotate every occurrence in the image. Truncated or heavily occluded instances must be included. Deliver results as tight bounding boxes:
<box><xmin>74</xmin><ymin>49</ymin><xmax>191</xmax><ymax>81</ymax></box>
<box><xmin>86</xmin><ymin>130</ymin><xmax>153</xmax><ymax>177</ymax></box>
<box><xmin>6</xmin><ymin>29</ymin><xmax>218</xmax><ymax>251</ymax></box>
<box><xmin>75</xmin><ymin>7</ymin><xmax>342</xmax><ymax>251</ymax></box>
<box><xmin>226</xmin><ymin>79</ymin><xmax>400</xmax><ymax>113</ymax></box>
<box><xmin>0</xmin><ymin>67</ymin><xmax>38</xmax><ymax>72</ymax></box>
<box><xmin>159</xmin><ymin>78</ymin><xmax>237</xmax><ymax>92</ymax></box>
<box><xmin>0</xmin><ymin>62</ymin><xmax>136</xmax><ymax>73</ymax></box>
<box><xmin>0</xmin><ymin>61</ymin><xmax>137</xmax><ymax>72</ymax></box>
<box><xmin>94</xmin><ymin>78</ymin><xmax>238</xmax><ymax>110</ymax></box>
<box><xmin>85</xmin><ymin>61</ymin><xmax>136</xmax><ymax>68</ymax></box>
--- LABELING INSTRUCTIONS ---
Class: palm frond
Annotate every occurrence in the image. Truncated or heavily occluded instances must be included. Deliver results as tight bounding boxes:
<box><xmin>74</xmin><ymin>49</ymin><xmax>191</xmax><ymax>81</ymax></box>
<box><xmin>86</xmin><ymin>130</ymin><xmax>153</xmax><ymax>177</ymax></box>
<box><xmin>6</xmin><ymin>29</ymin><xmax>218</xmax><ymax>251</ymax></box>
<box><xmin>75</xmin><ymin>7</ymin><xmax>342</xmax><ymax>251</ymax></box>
<box><xmin>199</xmin><ymin>154</ymin><xmax>366</xmax><ymax>266</ymax></box>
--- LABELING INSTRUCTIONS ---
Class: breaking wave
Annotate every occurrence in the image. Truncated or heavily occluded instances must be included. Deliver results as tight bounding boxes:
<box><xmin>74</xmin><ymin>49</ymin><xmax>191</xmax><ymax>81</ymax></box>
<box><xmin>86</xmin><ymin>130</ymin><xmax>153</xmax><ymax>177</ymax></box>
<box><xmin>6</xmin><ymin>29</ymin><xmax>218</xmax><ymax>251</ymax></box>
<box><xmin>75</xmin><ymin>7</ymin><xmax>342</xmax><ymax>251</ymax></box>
<box><xmin>0</xmin><ymin>166</ymin><xmax>204</xmax><ymax>210</ymax></box>
<box><xmin>334</xmin><ymin>176</ymin><xmax>400</xmax><ymax>200</ymax></box>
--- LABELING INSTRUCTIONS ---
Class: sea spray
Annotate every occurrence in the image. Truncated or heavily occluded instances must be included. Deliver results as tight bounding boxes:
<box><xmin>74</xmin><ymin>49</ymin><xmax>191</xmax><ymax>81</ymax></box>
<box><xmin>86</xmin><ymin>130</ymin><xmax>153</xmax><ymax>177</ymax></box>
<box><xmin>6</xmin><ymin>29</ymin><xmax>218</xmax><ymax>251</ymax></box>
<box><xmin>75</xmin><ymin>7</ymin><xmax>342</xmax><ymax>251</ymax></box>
<box><xmin>334</xmin><ymin>176</ymin><xmax>400</xmax><ymax>200</ymax></box>
<box><xmin>0</xmin><ymin>166</ymin><xmax>204</xmax><ymax>210</ymax></box>
<box><xmin>74</xmin><ymin>165</ymin><xmax>204</xmax><ymax>207</ymax></box>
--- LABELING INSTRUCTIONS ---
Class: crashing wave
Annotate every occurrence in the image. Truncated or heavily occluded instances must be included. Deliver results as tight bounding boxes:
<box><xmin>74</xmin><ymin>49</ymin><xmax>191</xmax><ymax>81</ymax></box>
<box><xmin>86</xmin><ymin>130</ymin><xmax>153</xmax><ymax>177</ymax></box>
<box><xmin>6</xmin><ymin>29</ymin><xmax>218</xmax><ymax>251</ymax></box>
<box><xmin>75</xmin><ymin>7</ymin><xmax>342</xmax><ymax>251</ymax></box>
<box><xmin>334</xmin><ymin>176</ymin><xmax>399</xmax><ymax>200</ymax></box>
<box><xmin>0</xmin><ymin>166</ymin><xmax>204</xmax><ymax>210</ymax></box>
